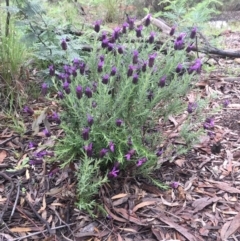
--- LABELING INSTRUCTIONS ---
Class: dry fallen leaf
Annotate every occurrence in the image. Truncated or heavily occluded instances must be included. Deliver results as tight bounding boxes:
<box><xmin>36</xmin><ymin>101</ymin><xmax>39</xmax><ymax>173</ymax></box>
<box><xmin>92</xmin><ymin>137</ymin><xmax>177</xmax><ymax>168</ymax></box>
<box><xmin>161</xmin><ymin>196</ymin><xmax>179</xmax><ymax>207</ymax></box>
<box><xmin>192</xmin><ymin>196</ymin><xmax>220</xmax><ymax>213</ymax></box>
<box><xmin>0</xmin><ymin>150</ymin><xmax>7</xmax><ymax>163</ymax></box>
<box><xmin>111</xmin><ymin>193</ymin><xmax>128</xmax><ymax>200</ymax></box>
<box><xmin>132</xmin><ymin>201</ymin><xmax>156</xmax><ymax>213</ymax></box>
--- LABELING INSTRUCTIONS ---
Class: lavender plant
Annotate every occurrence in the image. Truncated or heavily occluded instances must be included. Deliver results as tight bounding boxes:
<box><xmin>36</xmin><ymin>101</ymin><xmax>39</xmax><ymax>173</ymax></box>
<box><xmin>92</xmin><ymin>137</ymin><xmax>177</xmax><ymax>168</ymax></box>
<box><xmin>47</xmin><ymin>16</ymin><xmax>204</xmax><ymax>213</ymax></box>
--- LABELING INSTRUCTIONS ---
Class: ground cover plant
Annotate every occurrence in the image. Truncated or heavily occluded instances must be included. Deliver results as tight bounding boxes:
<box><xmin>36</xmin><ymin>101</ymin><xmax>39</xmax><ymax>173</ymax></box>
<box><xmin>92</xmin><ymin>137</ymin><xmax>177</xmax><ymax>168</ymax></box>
<box><xmin>34</xmin><ymin>15</ymin><xmax>208</xmax><ymax>214</ymax></box>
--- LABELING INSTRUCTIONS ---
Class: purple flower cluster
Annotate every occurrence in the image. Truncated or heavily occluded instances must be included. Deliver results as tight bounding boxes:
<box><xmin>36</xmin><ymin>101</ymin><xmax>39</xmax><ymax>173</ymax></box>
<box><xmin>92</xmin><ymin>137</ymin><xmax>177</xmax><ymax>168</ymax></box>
<box><xmin>29</xmin><ymin>149</ymin><xmax>54</xmax><ymax>165</ymax></box>
<box><xmin>203</xmin><ymin>117</ymin><xmax>215</xmax><ymax>130</ymax></box>
<box><xmin>188</xmin><ymin>58</ymin><xmax>202</xmax><ymax>74</ymax></box>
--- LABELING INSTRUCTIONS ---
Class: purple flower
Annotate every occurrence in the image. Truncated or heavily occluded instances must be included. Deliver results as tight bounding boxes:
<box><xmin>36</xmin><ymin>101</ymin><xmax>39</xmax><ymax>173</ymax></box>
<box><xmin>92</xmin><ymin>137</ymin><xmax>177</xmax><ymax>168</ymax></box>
<box><xmin>57</xmin><ymin>73</ymin><xmax>65</xmax><ymax>82</ymax></box>
<box><xmin>223</xmin><ymin>99</ymin><xmax>230</xmax><ymax>108</ymax></box>
<box><xmin>63</xmin><ymin>81</ymin><xmax>70</xmax><ymax>94</ymax></box>
<box><xmin>49</xmin><ymin>65</ymin><xmax>55</xmax><ymax>76</ymax></box>
<box><xmin>158</xmin><ymin>76</ymin><xmax>166</xmax><ymax>88</ymax></box>
<box><xmin>82</xmin><ymin>127</ymin><xmax>90</xmax><ymax>140</ymax></box>
<box><xmin>127</xmin><ymin>65</ymin><xmax>134</xmax><ymax>77</ymax></box>
<box><xmin>187</xmin><ymin>102</ymin><xmax>197</xmax><ymax>114</ymax></box>
<box><xmin>177</xmin><ymin>33</ymin><xmax>185</xmax><ymax>41</ymax></box>
<box><xmin>113</xmin><ymin>27</ymin><xmax>121</xmax><ymax>40</ymax></box>
<box><xmin>169</xmin><ymin>26</ymin><xmax>176</xmax><ymax>36</ymax></box>
<box><xmin>148</xmin><ymin>53</ymin><xmax>157</xmax><ymax>68</ymax></box>
<box><xmin>94</xmin><ymin>20</ymin><xmax>101</xmax><ymax>33</ymax></box>
<box><xmin>142</xmin><ymin>61</ymin><xmax>147</xmax><ymax>72</ymax></box>
<box><xmin>156</xmin><ymin>149</ymin><xmax>163</xmax><ymax>157</ymax></box>
<box><xmin>99</xmin><ymin>148</ymin><xmax>108</xmax><ymax>158</ymax></box>
<box><xmin>102</xmin><ymin>38</ymin><xmax>109</xmax><ymax>48</ymax></box>
<box><xmin>108</xmin><ymin>165</ymin><xmax>119</xmax><ymax>178</ymax></box>
<box><xmin>84</xmin><ymin>143</ymin><xmax>93</xmax><ymax>157</ymax></box>
<box><xmin>98</xmin><ymin>61</ymin><xmax>104</xmax><ymax>73</ymax></box>
<box><xmin>203</xmin><ymin>117</ymin><xmax>215</xmax><ymax>129</ymax></box>
<box><xmin>79</xmin><ymin>62</ymin><xmax>86</xmax><ymax>75</ymax></box>
<box><xmin>147</xmin><ymin>90</ymin><xmax>154</xmax><ymax>101</ymax></box>
<box><xmin>188</xmin><ymin>58</ymin><xmax>202</xmax><ymax>74</ymax></box>
<box><xmin>174</xmin><ymin>39</ymin><xmax>184</xmax><ymax>50</ymax></box>
<box><xmin>190</xmin><ymin>27</ymin><xmax>197</xmax><ymax>39</ymax></box>
<box><xmin>116</xmin><ymin>119</ymin><xmax>123</xmax><ymax>127</ymax></box>
<box><xmin>148</xmin><ymin>31</ymin><xmax>155</xmax><ymax>44</ymax></box>
<box><xmin>41</xmin><ymin>83</ymin><xmax>48</xmax><ymax>96</ymax></box>
<box><xmin>87</xmin><ymin>114</ymin><xmax>94</xmax><ymax>126</ymax></box>
<box><xmin>124</xmin><ymin>149</ymin><xmax>135</xmax><ymax>160</ymax></box>
<box><xmin>176</xmin><ymin>63</ymin><xmax>183</xmax><ymax>74</ymax></box>
<box><xmin>102</xmin><ymin>74</ymin><xmax>110</xmax><ymax>84</ymax></box>
<box><xmin>101</xmin><ymin>31</ymin><xmax>107</xmax><ymax>41</ymax></box>
<box><xmin>170</xmin><ymin>182</ymin><xmax>180</xmax><ymax>189</ymax></box>
<box><xmin>132</xmin><ymin>73</ymin><xmax>139</xmax><ymax>84</ymax></box>
<box><xmin>122</xmin><ymin>22</ymin><xmax>129</xmax><ymax>34</ymax></box>
<box><xmin>28</xmin><ymin>141</ymin><xmax>38</xmax><ymax>149</ymax></box>
<box><xmin>107</xmin><ymin>43</ymin><xmax>114</xmax><ymax>52</ymax></box>
<box><xmin>145</xmin><ymin>14</ymin><xmax>151</xmax><ymax>26</ymax></box>
<box><xmin>43</xmin><ymin>129</ymin><xmax>51</xmax><ymax>137</ymax></box>
<box><xmin>71</xmin><ymin>66</ymin><xmax>77</xmax><ymax>77</ymax></box>
<box><xmin>207</xmin><ymin>131</ymin><xmax>215</xmax><ymax>138</ymax></box>
<box><xmin>57</xmin><ymin>91</ymin><xmax>64</xmax><ymax>99</ymax></box>
<box><xmin>136</xmin><ymin>157</ymin><xmax>147</xmax><ymax>166</ymax></box>
<box><xmin>23</xmin><ymin>106</ymin><xmax>34</xmax><ymax>116</ymax></box>
<box><xmin>110</xmin><ymin>66</ymin><xmax>117</xmax><ymax>76</ymax></box>
<box><xmin>64</xmin><ymin>73</ymin><xmax>71</xmax><ymax>83</ymax></box>
<box><xmin>76</xmin><ymin>85</ymin><xmax>83</xmax><ymax>99</ymax></box>
<box><xmin>127</xmin><ymin>16</ymin><xmax>135</xmax><ymax>30</ymax></box>
<box><xmin>118</xmin><ymin>46</ymin><xmax>124</xmax><ymax>54</ymax></box>
<box><xmin>29</xmin><ymin>159</ymin><xmax>43</xmax><ymax>165</ymax></box>
<box><xmin>132</xmin><ymin>50</ymin><xmax>139</xmax><ymax>64</ymax></box>
<box><xmin>136</xmin><ymin>25</ymin><xmax>143</xmax><ymax>38</ymax></box>
<box><xmin>109</xmin><ymin>141</ymin><xmax>115</xmax><ymax>152</ymax></box>
<box><xmin>61</xmin><ymin>39</ymin><xmax>67</xmax><ymax>50</ymax></box>
<box><xmin>35</xmin><ymin>150</ymin><xmax>47</xmax><ymax>158</ymax></box>
<box><xmin>99</xmin><ymin>55</ymin><xmax>105</xmax><ymax>62</ymax></box>
<box><xmin>92</xmin><ymin>101</ymin><xmax>97</xmax><ymax>108</ymax></box>
<box><xmin>85</xmin><ymin>87</ymin><xmax>92</xmax><ymax>98</ymax></box>
<box><xmin>92</xmin><ymin>82</ymin><xmax>98</xmax><ymax>92</ymax></box>
<box><xmin>73</xmin><ymin>58</ymin><xmax>81</xmax><ymax>67</ymax></box>
<box><xmin>64</xmin><ymin>65</ymin><xmax>70</xmax><ymax>74</ymax></box>
<box><xmin>49</xmin><ymin>112</ymin><xmax>61</xmax><ymax>124</ymax></box>
<box><xmin>186</xmin><ymin>43</ymin><xmax>194</xmax><ymax>53</ymax></box>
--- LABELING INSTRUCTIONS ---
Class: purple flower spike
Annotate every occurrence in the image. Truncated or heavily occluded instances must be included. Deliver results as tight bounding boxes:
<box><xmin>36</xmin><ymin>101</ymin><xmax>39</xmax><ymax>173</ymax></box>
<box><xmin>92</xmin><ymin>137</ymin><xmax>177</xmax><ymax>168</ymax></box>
<box><xmin>188</xmin><ymin>58</ymin><xmax>202</xmax><ymax>74</ymax></box>
<box><xmin>127</xmin><ymin>65</ymin><xmax>134</xmax><ymax>77</ymax></box>
<box><xmin>71</xmin><ymin>66</ymin><xmax>77</xmax><ymax>77</ymax></box>
<box><xmin>23</xmin><ymin>106</ymin><xmax>34</xmax><ymax>116</ymax></box>
<box><xmin>132</xmin><ymin>50</ymin><xmax>139</xmax><ymax>64</ymax></box>
<box><xmin>136</xmin><ymin>157</ymin><xmax>147</xmax><ymax>167</ymax></box>
<box><xmin>148</xmin><ymin>53</ymin><xmax>157</xmax><ymax>68</ymax></box>
<box><xmin>116</xmin><ymin>119</ymin><xmax>123</xmax><ymax>127</ymax></box>
<box><xmin>99</xmin><ymin>55</ymin><xmax>105</xmax><ymax>62</ymax></box>
<box><xmin>51</xmin><ymin>112</ymin><xmax>61</xmax><ymax>124</ymax></box>
<box><xmin>43</xmin><ymin>129</ymin><xmax>51</xmax><ymax>137</ymax></box>
<box><xmin>142</xmin><ymin>61</ymin><xmax>147</xmax><ymax>72</ymax></box>
<box><xmin>28</xmin><ymin>141</ymin><xmax>38</xmax><ymax>149</ymax></box>
<box><xmin>127</xmin><ymin>16</ymin><xmax>135</xmax><ymax>30</ymax></box>
<box><xmin>108</xmin><ymin>166</ymin><xmax>119</xmax><ymax>178</ymax></box>
<box><xmin>61</xmin><ymin>39</ymin><xmax>67</xmax><ymax>50</ymax></box>
<box><xmin>73</xmin><ymin>58</ymin><xmax>81</xmax><ymax>67</ymax></box>
<box><xmin>84</xmin><ymin>143</ymin><xmax>93</xmax><ymax>157</ymax></box>
<box><xmin>94</xmin><ymin>20</ymin><xmax>101</xmax><ymax>33</ymax></box>
<box><xmin>122</xmin><ymin>22</ymin><xmax>129</xmax><ymax>34</ymax></box>
<box><xmin>57</xmin><ymin>91</ymin><xmax>64</xmax><ymax>99</ymax></box>
<box><xmin>186</xmin><ymin>43</ymin><xmax>194</xmax><ymax>53</ymax></box>
<box><xmin>79</xmin><ymin>62</ymin><xmax>86</xmax><ymax>75</ymax></box>
<box><xmin>102</xmin><ymin>38</ymin><xmax>109</xmax><ymax>48</ymax></box>
<box><xmin>158</xmin><ymin>76</ymin><xmax>166</xmax><ymax>88</ymax></box>
<box><xmin>136</xmin><ymin>25</ymin><xmax>143</xmax><ymax>38</ymax></box>
<box><xmin>187</xmin><ymin>102</ymin><xmax>197</xmax><ymax>114</ymax></box>
<box><xmin>113</xmin><ymin>27</ymin><xmax>121</xmax><ymax>40</ymax></box>
<box><xmin>107</xmin><ymin>43</ymin><xmax>114</xmax><ymax>52</ymax></box>
<box><xmin>223</xmin><ymin>99</ymin><xmax>230</xmax><ymax>108</ymax></box>
<box><xmin>63</xmin><ymin>81</ymin><xmax>70</xmax><ymax>94</ymax></box>
<box><xmin>41</xmin><ymin>83</ymin><xmax>48</xmax><ymax>96</ymax></box>
<box><xmin>82</xmin><ymin>127</ymin><xmax>90</xmax><ymax>141</ymax></box>
<box><xmin>109</xmin><ymin>141</ymin><xmax>115</xmax><ymax>152</ymax></box>
<box><xmin>92</xmin><ymin>82</ymin><xmax>98</xmax><ymax>92</ymax></box>
<box><xmin>169</xmin><ymin>26</ymin><xmax>176</xmax><ymax>36</ymax></box>
<box><xmin>132</xmin><ymin>73</ymin><xmax>139</xmax><ymax>84</ymax></box>
<box><xmin>145</xmin><ymin>14</ymin><xmax>151</xmax><ymax>27</ymax></box>
<box><xmin>148</xmin><ymin>31</ymin><xmax>156</xmax><ymax>44</ymax></box>
<box><xmin>101</xmin><ymin>31</ymin><xmax>107</xmax><ymax>41</ymax></box>
<box><xmin>176</xmin><ymin>63</ymin><xmax>183</xmax><ymax>74</ymax></box>
<box><xmin>190</xmin><ymin>27</ymin><xmax>197</xmax><ymax>39</ymax></box>
<box><xmin>174</xmin><ymin>39</ymin><xmax>184</xmax><ymax>50</ymax></box>
<box><xmin>99</xmin><ymin>148</ymin><xmax>108</xmax><ymax>158</ymax></box>
<box><xmin>170</xmin><ymin>182</ymin><xmax>180</xmax><ymax>189</ymax></box>
<box><xmin>76</xmin><ymin>86</ymin><xmax>82</xmax><ymax>99</ymax></box>
<box><xmin>49</xmin><ymin>65</ymin><xmax>55</xmax><ymax>76</ymax></box>
<box><xmin>102</xmin><ymin>74</ymin><xmax>110</xmax><ymax>84</ymax></box>
<box><xmin>118</xmin><ymin>45</ymin><xmax>124</xmax><ymax>54</ymax></box>
<box><xmin>98</xmin><ymin>61</ymin><xmax>104</xmax><ymax>73</ymax></box>
<box><xmin>87</xmin><ymin>114</ymin><xmax>94</xmax><ymax>126</ymax></box>
<box><xmin>85</xmin><ymin>87</ymin><xmax>93</xmax><ymax>98</ymax></box>
<box><xmin>110</xmin><ymin>66</ymin><xmax>117</xmax><ymax>76</ymax></box>
<box><xmin>203</xmin><ymin>117</ymin><xmax>215</xmax><ymax>129</ymax></box>
<box><xmin>124</xmin><ymin>149</ymin><xmax>135</xmax><ymax>161</ymax></box>
<box><xmin>156</xmin><ymin>149</ymin><xmax>163</xmax><ymax>157</ymax></box>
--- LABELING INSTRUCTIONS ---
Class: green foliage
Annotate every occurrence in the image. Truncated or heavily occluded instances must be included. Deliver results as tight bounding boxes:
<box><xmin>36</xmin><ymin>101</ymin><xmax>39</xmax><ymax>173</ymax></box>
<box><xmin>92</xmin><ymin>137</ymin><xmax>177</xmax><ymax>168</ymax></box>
<box><xmin>76</xmin><ymin>157</ymin><xmax>108</xmax><ymax>216</ymax></box>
